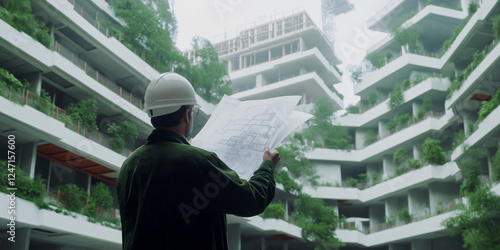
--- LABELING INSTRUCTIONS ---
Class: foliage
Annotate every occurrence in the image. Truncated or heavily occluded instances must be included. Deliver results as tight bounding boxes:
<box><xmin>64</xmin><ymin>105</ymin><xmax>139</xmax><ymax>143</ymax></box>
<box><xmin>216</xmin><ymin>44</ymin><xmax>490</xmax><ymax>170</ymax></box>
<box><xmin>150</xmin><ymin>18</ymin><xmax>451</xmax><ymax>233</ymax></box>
<box><xmin>108</xmin><ymin>120</ymin><xmax>138</xmax><ymax>152</ymax></box>
<box><xmin>90</xmin><ymin>182</ymin><xmax>113</xmax><ymax>209</ymax></box>
<box><xmin>443</xmin><ymin>17</ymin><xmax>471</xmax><ymax>52</ymax></box>
<box><xmin>275</xmin><ymin>136</ymin><xmax>317</xmax><ymax>190</ymax></box>
<box><xmin>393</xmin><ymin>148</ymin><xmax>409</xmax><ymax>166</ymax></box>
<box><xmin>370</xmin><ymin>171</ymin><xmax>381</xmax><ymax>185</ymax></box>
<box><xmin>478</xmin><ymin>88</ymin><xmax>500</xmax><ymax>121</ymax></box>
<box><xmin>458</xmin><ymin>148</ymin><xmax>484</xmax><ymax>196</ymax></box>
<box><xmin>262</xmin><ymin>202</ymin><xmax>286</xmax><ymax>219</ymax></box>
<box><xmin>386</xmin><ymin>117</ymin><xmax>397</xmax><ymax>131</ymax></box>
<box><xmin>0</xmin><ymin>0</ymin><xmax>52</xmax><ymax>48</ymax></box>
<box><xmin>0</xmin><ymin>68</ymin><xmax>28</xmax><ymax>92</ymax></box>
<box><xmin>36</xmin><ymin>89</ymin><xmax>56</xmax><ymax>114</ymax></box>
<box><xmin>416</xmin><ymin>97</ymin><xmax>432</xmax><ymax>120</ymax></box>
<box><xmin>413</xmin><ymin>74</ymin><xmax>424</xmax><ymax>85</ymax></box>
<box><xmin>66</xmin><ymin>99</ymin><xmax>99</xmax><ymax>131</ymax></box>
<box><xmin>346</xmin><ymin>177</ymin><xmax>358</xmax><ymax>188</ymax></box>
<box><xmin>468</xmin><ymin>2</ymin><xmax>479</xmax><ymax>15</ymax></box>
<box><xmin>58</xmin><ymin>183</ymin><xmax>88</xmax><ymax>213</ymax></box>
<box><xmin>442</xmin><ymin>187</ymin><xmax>500</xmax><ymax>249</ymax></box>
<box><xmin>363</xmin><ymin>129</ymin><xmax>378</xmax><ymax>147</ymax></box>
<box><xmin>347</xmin><ymin>60</ymin><xmax>376</xmax><ymax>83</ymax></box>
<box><xmin>492</xmin><ymin>144</ymin><xmax>500</xmax><ymax>183</ymax></box>
<box><xmin>397</xmin><ymin>113</ymin><xmax>411</xmax><ymax>127</ymax></box>
<box><xmin>0</xmin><ymin>161</ymin><xmax>46</xmax><ymax>205</ymax></box>
<box><xmin>367</xmin><ymin>91</ymin><xmax>379</xmax><ymax>106</ymax></box>
<box><xmin>275</xmin><ymin>171</ymin><xmax>302</xmax><ymax>195</ymax></box>
<box><xmin>391</xmin><ymin>12</ymin><xmax>423</xmax><ymax>52</ymax></box>
<box><xmin>346</xmin><ymin>105</ymin><xmax>359</xmax><ymax>114</ymax></box>
<box><xmin>422</xmin><ymin>137</ymin><xmax>446</xmax><ymax>165</ymax></box>
<box><xmin>493</xmin><ymin>15</ymin><xmax>500</xmax><ymax>40</ymax></box>
<box><xmin>302</xmin><ymin>97</ymin><xmax>352</xmax><ymax>150</ymax></box>
<box><xmin>452</xmin><ymin>130</ymin><xmax>466</xmax><ymax>150</ymax></box>
<box><xmin>366</xmin><ymin>51</ymin><xmax>385</xmax><ymax>69</ymax></box>
<box><xmin>407</xmin><ymin>159</ymin><xmax>421</xmax><ymax>169</ymax></box>
<box><xmin>388</xmin><ymin>83</ymin><xmax>404</xmax><ymax>109</ymax></box>
<box><xmin>358</xmin><ymin>173</ymin><xmax>368</xmax><ymax>185</ymax></box>
<box><xmin>181</xmin><ymin>37</ymin><xmax>232</xmax><ymax>103</ymax></box>
<box><xmin>294</xmin><ymin>194</ymin><xmax>344</xmax><ymax>249</ymax></box>
<box><xmin>398</xmin><ymin>209</ymin><xmax>412</xmax><ymax>224</ymax></box>
<box><xmin>400</xmin><ymin>79</ymin><xmax>411</xmax><ymax>91</ymax></box>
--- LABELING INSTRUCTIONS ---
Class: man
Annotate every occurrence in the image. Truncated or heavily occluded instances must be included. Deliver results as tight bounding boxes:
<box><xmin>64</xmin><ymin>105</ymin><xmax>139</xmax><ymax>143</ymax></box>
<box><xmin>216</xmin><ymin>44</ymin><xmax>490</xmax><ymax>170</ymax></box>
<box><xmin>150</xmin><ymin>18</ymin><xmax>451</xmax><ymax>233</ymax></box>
<box><xmin>117</xmin><ymin>73</ymin><xmax>280</xmax><ymax>250</ymax></box>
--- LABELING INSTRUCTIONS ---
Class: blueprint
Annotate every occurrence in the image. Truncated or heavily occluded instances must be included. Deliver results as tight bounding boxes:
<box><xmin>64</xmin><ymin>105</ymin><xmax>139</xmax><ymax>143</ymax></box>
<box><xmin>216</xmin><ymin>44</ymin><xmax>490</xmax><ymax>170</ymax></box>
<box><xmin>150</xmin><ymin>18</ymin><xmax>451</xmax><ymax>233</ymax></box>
<box><xmin>191</xmin><ymin>95</ymin><xmax>312</xmax><ymax>180</ymax></box>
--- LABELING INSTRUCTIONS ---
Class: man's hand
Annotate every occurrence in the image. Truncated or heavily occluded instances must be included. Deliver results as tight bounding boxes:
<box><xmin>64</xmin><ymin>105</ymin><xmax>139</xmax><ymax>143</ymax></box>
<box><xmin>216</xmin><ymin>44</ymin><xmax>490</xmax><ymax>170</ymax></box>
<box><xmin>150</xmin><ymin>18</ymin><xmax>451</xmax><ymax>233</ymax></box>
<box><xmin>263</xmin><ymin>145</ymin><xmax>280</xmax><ymax>167</ymax></box>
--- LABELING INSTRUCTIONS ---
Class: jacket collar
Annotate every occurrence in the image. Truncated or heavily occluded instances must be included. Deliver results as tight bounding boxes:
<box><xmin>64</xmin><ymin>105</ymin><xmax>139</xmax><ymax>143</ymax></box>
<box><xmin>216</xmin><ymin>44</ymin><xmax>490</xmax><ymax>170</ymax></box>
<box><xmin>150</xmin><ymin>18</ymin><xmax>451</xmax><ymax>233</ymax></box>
<box><xmin>146</xmin><ymin>128</ymin><xmax>189</xmax><ymax>145</ymax></box>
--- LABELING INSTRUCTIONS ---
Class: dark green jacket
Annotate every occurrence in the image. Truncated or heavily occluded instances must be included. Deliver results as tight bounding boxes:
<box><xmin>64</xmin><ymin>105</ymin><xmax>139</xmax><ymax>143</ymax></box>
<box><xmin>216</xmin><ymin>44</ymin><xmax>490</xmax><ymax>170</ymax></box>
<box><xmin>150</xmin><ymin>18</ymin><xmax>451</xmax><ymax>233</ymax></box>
<box><xmin>117</xmin><ymin>129</ymin><xmax>276</xmax><ymax>250</ymax></box>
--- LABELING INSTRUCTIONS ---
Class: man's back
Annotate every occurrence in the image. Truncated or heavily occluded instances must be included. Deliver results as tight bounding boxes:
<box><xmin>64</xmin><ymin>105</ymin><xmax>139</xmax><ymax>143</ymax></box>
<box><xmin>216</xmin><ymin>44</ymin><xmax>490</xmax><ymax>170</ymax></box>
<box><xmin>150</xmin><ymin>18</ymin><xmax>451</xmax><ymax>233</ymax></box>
<box><xmin>117</xmin><ymin>129</ymin><xmax>276</xmax><ymax>249</ymax></box>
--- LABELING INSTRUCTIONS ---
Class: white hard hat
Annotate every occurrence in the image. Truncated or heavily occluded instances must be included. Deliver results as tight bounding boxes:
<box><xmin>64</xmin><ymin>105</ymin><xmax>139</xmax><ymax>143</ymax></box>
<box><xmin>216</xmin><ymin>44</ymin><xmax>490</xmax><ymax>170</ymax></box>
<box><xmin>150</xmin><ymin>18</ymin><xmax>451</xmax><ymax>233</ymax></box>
<box><xmin>144</xmin><ymin>72</ymin><xmax>198</xmax><ymax>117</ymax></box>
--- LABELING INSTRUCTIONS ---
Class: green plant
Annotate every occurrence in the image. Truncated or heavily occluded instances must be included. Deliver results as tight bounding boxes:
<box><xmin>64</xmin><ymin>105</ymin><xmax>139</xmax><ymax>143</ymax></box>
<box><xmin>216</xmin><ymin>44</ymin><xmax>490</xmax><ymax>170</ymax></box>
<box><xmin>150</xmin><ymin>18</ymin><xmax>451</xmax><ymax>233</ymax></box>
<box><xmin>58</xmin><ymin>184</ymin><xmax>87</xmax><ymax>213</ymax></box>
<box><xmin>363</xmin><ymin>129</ymin><xmax>378</xmax><ymax>147</ymax></box>
<box><xmin>398</xmin><ymin>209</ymin><xmax>412</xmax><ymax>224</ymax></box>
<box><xmin>458</xmin><ymin>148</ymin><xmax>485</xmax><ymax>196</ymax></box>
<box><xmin>493</xmin><ymin>15</ymin><xmax>500</xmax><ymax>40</ymax></box>
<box><xmin>262</xmin><ymin>202</ymin><xmax>286</xmax><ymax>219</ymax></box>
<box><xmin>66</xmin><ymin>99</ymin><xmax>99</xmax><ymax>131</ymax></box>
<box><xmin>413</xmin><ymin>74</ymin><xmax>424</xmax><ymax>85</ymax></box>
<box><xmin>422</xmin><ymin>137</ymin><xmax>446</xmax><ymax>165</ymax></box>
<box><xmin>478</xmin><ymin>88</ymin><xmax>500</xmax><ymax>121</ymax></box>
<box><xmin>370</xmin><ymin>171</ymin><xmax>381</xmax><ymax>185</ymax></box>
<box><xmin>358</xmin><ymin>173</ymin><xmax>368</xmax><ymax>184</ymax></box>
<box><xmin>385</xmin><ymin>214</ymin><xmax>397</xmax><ymax>226</ymax></box>
<box><xmin>36</xmin><ymin>89</ymin><xmax>56</xmax><ymax>114</ymax></box>
<box><xmin>386</xmin><ymin>117</ymin><xmax>397</xmax><ymax>132</ymax></box>
<box><xmin>346</xmin><ymin>105</ymin><xmax>359</xmax><ymax>114</ymax></box>
<box><xmin>492</xmin><ymin>144</ymin><xmax>500</xmax><ymax>183</ymax></box>
<box><xmin>275</xmin><ymin>171</ymin><xmax>302</xmax><ymax>195</ymax></box>
<box><xmin>345</xmin><ymin>177</ymin><xmax>358</xmax><ymax>188</ymax></box>
<box><xmin>401</xmin><ymin>79</ymin><xmax>411</xmax><ymax>91</ymax></box>
<box><xmin>367</xmin><ymin>91</ymin><xmax>379</xmax><ymax>106</ymax></box>
<box><xmin>443</xmin><ymin>187</ymin><xmax>500</xmax><ymax>249</ymax></box>
<box><xmin>393</xmin><ymin>148</ymin><xmax>409</xmax><ymax>165</ymax></box>
<box><xmin>0</xmin><ymin>161</ymin><xmax>46</xmax><ymax>206</ymax></box>
<box><xmin>391</xmin><ymin>12</ymin><xmax>422</xmax><ymax>52</ymax></box>
<box><xmin>452</xmin><ymin>130</ymin><xmax>466</xmax><ymax>150</ymax></box>
<box><xmin>407</xmin><ymin>159</ymin><xmax>421</xmax><ymax>169</ymax></box>
<box><xmin>397</xmin><ymin>113</ymin><xmax>411</xmax><ymax>127</ymax></box>
<box><xmin>468</xmin><ymin>2</ymin><xmax>479</xmax><ymax>15</ymax></box>
<box><xmin>90</xmin><ymin>182</ymin><xmax>113</xmax><ymax>210</ymax></box>
<box><xmin>388</xmin><ymin>84</ymin><xmax>404</xmax><ymax>109</ymax></box>
<box><xmin>0</xmin><ymin>0</ymin><xmax>52</xmax><ymax>48</ymax></box>
<box><xmin>416</xmin><ymin>98</ymin><xmax>432</xmax><ymax>120</ymax></box>
<box><xmin>366</xmin><ymin>51</ymin><xmax>385</xmax><ymax>69</ymax></box>
<box><xmin>108</xmin><ymin>120</ymin><xmax>138</xmax><ymax>152</ymax></box>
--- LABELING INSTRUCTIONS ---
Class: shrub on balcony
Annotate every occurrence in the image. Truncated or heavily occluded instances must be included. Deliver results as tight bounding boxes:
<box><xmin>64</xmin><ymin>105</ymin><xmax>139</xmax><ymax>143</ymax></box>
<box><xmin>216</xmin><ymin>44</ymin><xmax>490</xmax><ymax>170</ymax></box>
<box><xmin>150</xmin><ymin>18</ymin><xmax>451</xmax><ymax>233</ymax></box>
<box><xmin>366</xmin><ymin>51</ymin><xmax>385</xmax><ymax>69</ymax></box>
<box><xmin>458</xmin><ymin>148</ymin><xmax>485</xmax><ymax>196</ymax></box>
<box><xmin>370</xmin><ymin>171</ymin><xmax>381</xmax><ymax>185</ymax></box>
<box><xmin>493</xmin><ymin>15</ymin><xmax>500</xmax><ymax>40</ymax></box>
<box><xmin>416</xmin><ymin>98</ymin><xmax>432</xmax><ymax>120</ymax></box>
<box><xmin>58</xmin><ymin>183</ymin><xmax>88</xmax><ymax>213</ymax></box>
<box><xmin>452</xmin><ymin>130</ymin><xmax>466</xmax><ymax>150</ymax></box>
<box><xmin>65</xmin><ymin>99</ymin><xmax>99</xmax><ymax>131</ymax></box>
<box><xmin>398</xmin><ymin>209</ymin><xmax>413</xmax><ymax>224</ymax></box>
<box><xmin>397</xmin><ymin>113</ymin><xmax>411</xmax><ymax>127</ymax></box>
<box><xmin>389</xmin><ymin>83</ymin><xmax>404</xmax><ymax>109</ymax></box>
<box><xmin>492</xmin><ymin>145</ymin><xmax>500</xmax><ymax>183</ymax></box>
<box><xmin>262</xmin><ymin>202</ymin><xmax>286</xmax><ymax>219</ymax></box>
<box><xmin>391</xmin><ymin>12</ymin><xmax>423</xmax><ymax>53</ymax></box>
<box><xmin>367</xmin><ymin>91</ymin><xmax>379</xmax><ymax>106</ymax></box>
<box><xmin>478</xmin><ymin>88</ymin><xmax>500</xmax><ymax>121</ymax></box>
<box><xmin>422</xmin><ymin>138</ymin><xmax>446</xmax><ymax>165</ymax></box>
<box><xmin>363</xmin><ymin>129</ymin><xmax>378</xmax><ymax>147</ymax></box>
<box><xmin>346</xmin><ymin>105</ymin><xmax>359</xmax><ymax>114</ymax></box>
<box><xmin>393</xmin><ymin>148</ymin><xmax>409</xmax><ymax>166</ymax></box>
<box><xmin>0</xmin><ymin>161</ymin><xmax>46</xmax><ymax>206</ymax></box>
<box><xmin>108</xmin><ymin>120</ymin><xmax>138</xmax><ymax>153</ymax></box>
<box><xmin>0</xmin><ymin>0</ymin><xmax>52</xmax><ymax>48</ymax></box>
<box><xmin>86</xmin><ymin>182</ymin><xmax>113</xmax><ymax>217</ymax></box>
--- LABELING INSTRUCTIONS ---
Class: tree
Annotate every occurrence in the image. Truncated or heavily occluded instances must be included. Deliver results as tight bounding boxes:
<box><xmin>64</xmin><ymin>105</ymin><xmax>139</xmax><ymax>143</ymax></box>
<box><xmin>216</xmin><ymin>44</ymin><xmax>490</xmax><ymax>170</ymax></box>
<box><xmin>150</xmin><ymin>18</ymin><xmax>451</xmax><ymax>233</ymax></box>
<box><xmin>262</xmin><ymin>202</ymin><xmax>286</xmax><ymax>219</ymax></box>
<box><xmin>294</xmin><ymin>194</ymin><xmax>345</xmax><ymax>250</ymax></box>
<box><xmin>422</xmin><ymin>137</ymin><xmax>446</xmax><ymax>165</ymax></box>
<box><xmin>66</xmin><ymin>99</ymin><xmax>99</xmax><ymax>131</ymax></box>
<box><xmin>443</xmin><ymin>187</ymin><xmax>500</xmax><ymax>249</ymax></box>
<box><xmin>181</xmin><ymin>37</ymin><xmax>232</xmax><ymax>103</ymax></box>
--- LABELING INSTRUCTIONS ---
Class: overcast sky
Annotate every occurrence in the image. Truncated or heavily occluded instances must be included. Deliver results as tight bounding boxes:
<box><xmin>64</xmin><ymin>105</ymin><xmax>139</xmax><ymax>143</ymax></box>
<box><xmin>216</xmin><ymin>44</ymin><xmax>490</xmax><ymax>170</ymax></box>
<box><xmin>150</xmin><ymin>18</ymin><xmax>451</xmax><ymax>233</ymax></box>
<box><xmin>173</xmin><ymin>0</ymin><xmax>391</xmax><ymax>106</ymax></box>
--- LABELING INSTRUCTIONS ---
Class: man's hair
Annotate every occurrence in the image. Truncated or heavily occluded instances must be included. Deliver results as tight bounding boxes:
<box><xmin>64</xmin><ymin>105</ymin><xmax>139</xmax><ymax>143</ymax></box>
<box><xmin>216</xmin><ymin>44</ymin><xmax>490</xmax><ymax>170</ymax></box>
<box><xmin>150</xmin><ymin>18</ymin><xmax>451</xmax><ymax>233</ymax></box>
<box><xmin>151</xmin><ymin>105</ymin><xmax>192</xmax><ymax>128</ymax></box>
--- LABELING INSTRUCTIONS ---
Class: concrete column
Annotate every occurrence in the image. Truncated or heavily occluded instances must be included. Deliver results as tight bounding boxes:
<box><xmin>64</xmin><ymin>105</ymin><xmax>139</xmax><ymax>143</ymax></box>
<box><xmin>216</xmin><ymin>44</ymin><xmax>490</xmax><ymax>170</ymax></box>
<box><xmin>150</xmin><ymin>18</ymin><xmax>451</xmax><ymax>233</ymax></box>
<box><xmin>19</xmin><ymin>143</ymin><xmax>37</xmax><ymax>179</ymax></box>
<box><xmin>383</xmin><ymin>155</ymin><xmax>397</xmax><ymax>180</ymax></box>
<box><xmin>256</xmin><ymin>74</ymin><xmax>266</xmax><ymax>88</ymax></box>
<box><xmin>2</xmin><ymin>227</ymin><xmax>31</xmax><ymax>250</ymax></box>
<box><xmin>378</xmin><ymin>121</ymin><xmax>386</xmax><ymax>139</ymax></box>
<box><xmin>228</xmin><ymin>224</ymin><xmax>241</xmax><ymax>250</ymax></box>
<box><xmin>261</xmin><ymin>236</ymin><xmax>266</xmax><ymax>250</ymax></box>
<box><xmin>299</xmin><ymin>37</ymin><xmax>305</xmax><ymax>51</ymax></box>
<box><xmin>412</xmin><ymin>144</ymin><xmax>420</xmax><ymax>162</ymax></box>
<box><xmin>411</xmin><ymin>239</ymin><xmax>431</xmax><ymax>250</ymax></box>
<box><xmin>462</xmin><ymin>113</ymin><xmax>473</xmax><ymax>136</ymax></box>
<box><xmin>282</xmin><ymin>242</ymin><xmax>288</xmax><ymax>250</ymax></box>
<box><xmin>428</xmin><ymin>182</ymin><xmax>459</xmax><ymax>214</ymax></box>
<box><xmin>299</xmin><ymin>67</ymin><xmax>307</xmax><ymax>75</ymax></box>
<box><xmin>301</xmin><ymin>93</ymin><xmax>307</xmax><ymax>105</ymax></box>
<box><xmin>412</xmin><ymin>102</ymin><xmax>421</xmax><ymax>117</ymax></box>
<box><xmin>25</xmin><ymin>72</ymin><xmax>42</xmax><ymax>94</ymax></box>
<box><xmin>284</xmin><ymin>200</ymin><xmax>289</xmax><ymax>220</ymax></box>
<box><xmin>87</xmin><ymin>175</ymin><xmax>92</xmax><ymax>195</ymax></box>
<box><xmin>408</xmin><ymin>189</ymin><xmax>429</xmax><ymax>216</ymax></box>
<box><xmin>355</xmin><ymin>128</ymin><xmax>368</xmax><ymax>150</ymax></box>
<box><xmin>369</xmin><ymin>205</ymin><xmax>384</xmax><ymax>230</ymax></box>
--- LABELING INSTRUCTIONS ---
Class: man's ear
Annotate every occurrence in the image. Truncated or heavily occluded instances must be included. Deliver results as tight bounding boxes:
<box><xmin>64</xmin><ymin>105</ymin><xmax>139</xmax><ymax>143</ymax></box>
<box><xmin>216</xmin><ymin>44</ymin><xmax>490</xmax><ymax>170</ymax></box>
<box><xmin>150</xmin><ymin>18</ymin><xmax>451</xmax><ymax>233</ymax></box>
<box><xmin>182</xmin><ymin>109</ymin><xmax>190</xmax><ymax>124</ymax></box>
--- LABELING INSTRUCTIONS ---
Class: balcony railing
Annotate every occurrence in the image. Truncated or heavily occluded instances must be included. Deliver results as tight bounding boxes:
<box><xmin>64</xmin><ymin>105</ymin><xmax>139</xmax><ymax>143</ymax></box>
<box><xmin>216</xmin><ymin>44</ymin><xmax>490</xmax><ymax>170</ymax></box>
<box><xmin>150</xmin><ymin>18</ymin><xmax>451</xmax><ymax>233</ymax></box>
<box><xmin>0</xmin><ymin>87</ymin><xmax>134</xmax><ymax>157</ymax></box>
<box><xmin>53</xmin><ymin>41</ymin><xmax>143</xmax><ymax>109</ymax></box>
